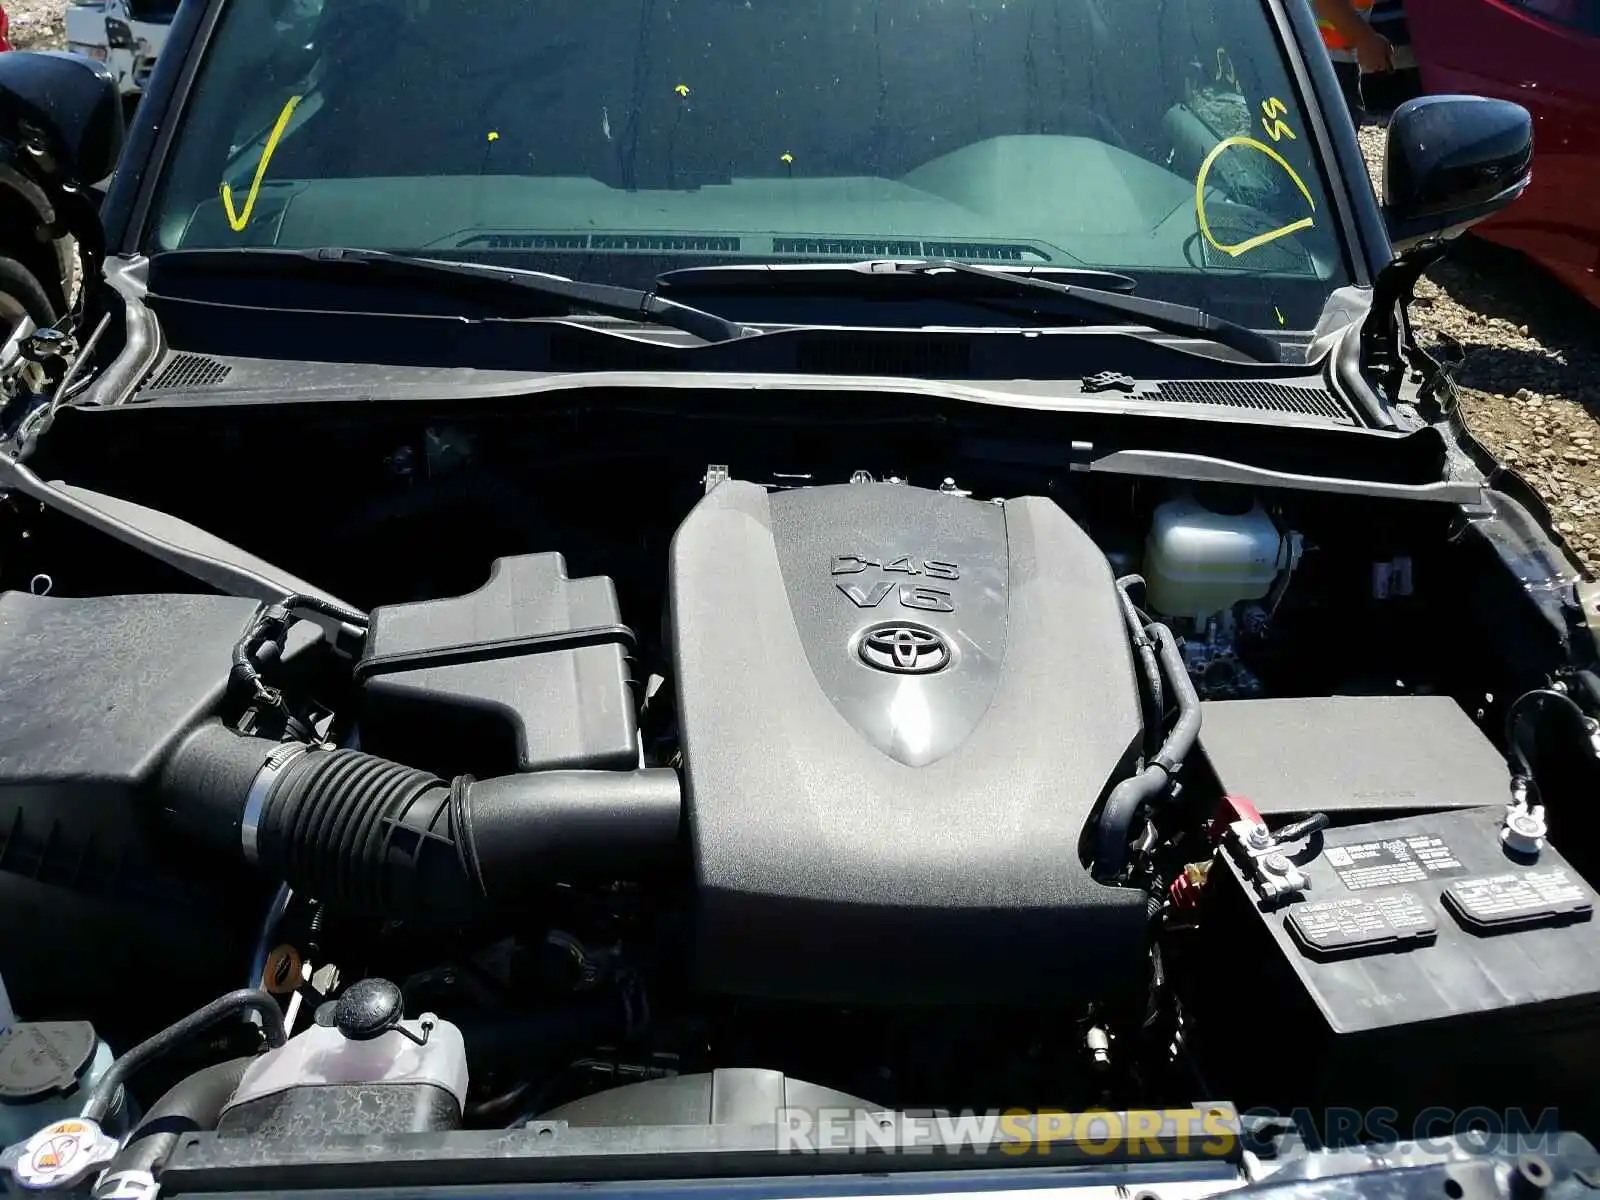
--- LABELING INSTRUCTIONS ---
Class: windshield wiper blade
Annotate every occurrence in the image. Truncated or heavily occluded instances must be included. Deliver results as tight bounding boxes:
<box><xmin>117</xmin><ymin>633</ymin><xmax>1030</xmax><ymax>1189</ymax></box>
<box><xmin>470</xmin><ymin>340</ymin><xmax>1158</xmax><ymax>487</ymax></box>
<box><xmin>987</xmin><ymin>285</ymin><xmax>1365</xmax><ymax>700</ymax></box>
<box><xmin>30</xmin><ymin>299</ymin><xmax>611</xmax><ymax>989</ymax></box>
<box><xmin>152</xmin><ymin>247</ymin><xmax>753</xmax><ymax>345</ymax></box>
<box><xmin>659</xmin><ymin>258</ymin><xmax>1280</xmax><ymax>364</ymax></box>
<box><xmin>658</xmin><ymin>260</ymin><xmax>1140</xmax><ymax>293</ymax></box>
<box><xmin>902</xmin><ymin>259</ymin><xmax>1281</xmax><ymax>363</ymax></box>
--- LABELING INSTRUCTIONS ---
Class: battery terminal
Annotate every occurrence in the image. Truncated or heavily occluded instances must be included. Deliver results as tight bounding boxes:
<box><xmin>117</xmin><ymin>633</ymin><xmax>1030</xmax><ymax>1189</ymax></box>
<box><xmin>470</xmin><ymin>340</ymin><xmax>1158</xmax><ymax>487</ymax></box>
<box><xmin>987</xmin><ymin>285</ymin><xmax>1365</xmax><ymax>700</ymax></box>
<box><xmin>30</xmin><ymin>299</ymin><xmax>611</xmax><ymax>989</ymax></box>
<box><xmin>1502</xmin><ymin>778</ymin><xmax>1548</xmax><ymax>857</ymax></box>
<box><xmin>1216</xmin><ymin>795</ymin><xmax>1329</xmax><ymax>903</ymax></box>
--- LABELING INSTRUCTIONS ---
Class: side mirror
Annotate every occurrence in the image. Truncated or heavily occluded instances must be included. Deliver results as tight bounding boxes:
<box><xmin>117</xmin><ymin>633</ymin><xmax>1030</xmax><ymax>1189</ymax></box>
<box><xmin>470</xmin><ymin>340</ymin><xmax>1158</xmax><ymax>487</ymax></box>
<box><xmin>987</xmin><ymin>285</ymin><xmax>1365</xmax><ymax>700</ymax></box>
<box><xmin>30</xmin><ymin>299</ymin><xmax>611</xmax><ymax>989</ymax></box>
<box><xmin>0</xmin><ymin>51</ymin><xmax>124</xmax><ymax>188</ymax></box>
<box><xmin>1382</xmin><ymin>95</ymin><xmax>1533</xmax><ymax>256</ymax></box>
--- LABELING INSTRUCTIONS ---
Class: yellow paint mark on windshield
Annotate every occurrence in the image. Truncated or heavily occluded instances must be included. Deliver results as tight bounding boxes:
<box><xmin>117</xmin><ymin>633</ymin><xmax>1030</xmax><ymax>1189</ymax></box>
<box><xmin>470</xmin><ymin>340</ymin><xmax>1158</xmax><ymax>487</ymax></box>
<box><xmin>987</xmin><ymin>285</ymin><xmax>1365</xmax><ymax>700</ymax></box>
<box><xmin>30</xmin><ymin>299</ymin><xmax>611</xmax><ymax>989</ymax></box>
<box><xmin>220</xmin><ymin>94</ymin><xmax>303</xmax><ymax>233</ymax></box>
<box><xmin>1194</xmin><ymin>135</ymin><xmax>1316</xmax><ymax>258</ymax></box>
<box><xmin>1259</xmin><ymin>97</ymin><xmax>1297</xmax><ymax>142</ymax></box>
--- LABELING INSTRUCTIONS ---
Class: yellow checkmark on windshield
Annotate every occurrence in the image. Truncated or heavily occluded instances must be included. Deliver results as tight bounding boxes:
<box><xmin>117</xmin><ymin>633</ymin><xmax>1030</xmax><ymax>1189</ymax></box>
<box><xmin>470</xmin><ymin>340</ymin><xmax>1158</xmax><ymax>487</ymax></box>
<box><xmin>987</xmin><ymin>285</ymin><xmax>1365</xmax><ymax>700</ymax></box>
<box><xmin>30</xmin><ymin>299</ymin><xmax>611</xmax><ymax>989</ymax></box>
<box><xmin>221</xmin><ymin>95</ymin><xmax>304</xmax><ymax>233</ymax></box>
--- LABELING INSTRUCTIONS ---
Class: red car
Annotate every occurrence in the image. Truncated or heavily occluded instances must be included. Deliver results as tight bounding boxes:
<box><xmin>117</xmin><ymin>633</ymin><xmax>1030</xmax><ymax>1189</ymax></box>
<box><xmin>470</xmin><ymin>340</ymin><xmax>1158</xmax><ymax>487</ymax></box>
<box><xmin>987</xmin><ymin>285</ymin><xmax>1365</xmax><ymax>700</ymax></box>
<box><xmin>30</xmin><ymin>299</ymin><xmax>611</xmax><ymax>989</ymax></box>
<box><xmin>1407</xmin><ymin>0</ymin><xmax>1600</xmax><ymax>306</ymax></box>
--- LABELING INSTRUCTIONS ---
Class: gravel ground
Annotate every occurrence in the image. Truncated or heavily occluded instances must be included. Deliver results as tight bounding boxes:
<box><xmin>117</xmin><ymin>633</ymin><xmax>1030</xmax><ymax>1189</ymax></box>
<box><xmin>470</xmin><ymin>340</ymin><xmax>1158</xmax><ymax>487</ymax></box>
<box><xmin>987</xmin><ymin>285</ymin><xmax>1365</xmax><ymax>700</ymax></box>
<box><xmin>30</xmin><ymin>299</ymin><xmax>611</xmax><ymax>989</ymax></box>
<box><xmin>5</xmin><ymin>3</ymin><xmax>1596</xmax><ymax>567</ymax></box>
<box><xmin>5</xmin><ymin>0</ymin><xmax>64</xmax><ymax>50</ymax></box>
<box><xmin>1356</xmin><ymin>124</ymin><xmax>1600</xmax><ymax>573</ymax></box>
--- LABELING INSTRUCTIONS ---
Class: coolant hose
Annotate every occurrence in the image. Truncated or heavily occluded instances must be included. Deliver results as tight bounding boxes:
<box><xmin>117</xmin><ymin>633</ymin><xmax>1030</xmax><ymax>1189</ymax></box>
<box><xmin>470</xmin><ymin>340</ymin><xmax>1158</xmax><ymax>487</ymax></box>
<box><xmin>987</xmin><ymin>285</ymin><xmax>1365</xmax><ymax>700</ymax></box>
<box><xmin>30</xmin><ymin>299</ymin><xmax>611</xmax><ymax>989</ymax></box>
<box><xmin>1114</xmin><ymin>575</ymin><xmax>1164</xmax><ymax>759</ymax></box>
<box><xmin>1093</xmin><ymin>622</ymin><xmax>1201</xmax><ymax>881</ymax></box>
<box><xmin>1149</xmin><ymin>623</ymin><xmax>1201</xmax><ymax>773</ymax></box>
<box><xmin>80</xmin><ymin>991</ymin><xmax>285</xmax><ymax>1123</ymax></box>
<box><xmin>92</xmin><ymin>1057</ymin><xmax>253</xmax><ymax>1190</ymax></box>
<box><xmin>158</xmin><ymin>723</ymin><xmax>683</xmax><ymax>923</ymax></box>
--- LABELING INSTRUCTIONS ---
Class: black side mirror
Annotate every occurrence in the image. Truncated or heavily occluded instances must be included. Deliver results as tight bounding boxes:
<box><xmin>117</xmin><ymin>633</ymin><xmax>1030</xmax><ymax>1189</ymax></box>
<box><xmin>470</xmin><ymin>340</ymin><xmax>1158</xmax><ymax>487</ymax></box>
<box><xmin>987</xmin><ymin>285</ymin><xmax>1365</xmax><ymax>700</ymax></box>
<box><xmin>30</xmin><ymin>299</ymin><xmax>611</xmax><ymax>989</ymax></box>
<box><xmin>0</xmin><ymin>51</ymin><xmax>124</xmax><ymax>188</ymax></box>
<box><xmin>1382</xmin><ymin>95</ymin><xmax>1533</xmax><ymax>256</ymax></box>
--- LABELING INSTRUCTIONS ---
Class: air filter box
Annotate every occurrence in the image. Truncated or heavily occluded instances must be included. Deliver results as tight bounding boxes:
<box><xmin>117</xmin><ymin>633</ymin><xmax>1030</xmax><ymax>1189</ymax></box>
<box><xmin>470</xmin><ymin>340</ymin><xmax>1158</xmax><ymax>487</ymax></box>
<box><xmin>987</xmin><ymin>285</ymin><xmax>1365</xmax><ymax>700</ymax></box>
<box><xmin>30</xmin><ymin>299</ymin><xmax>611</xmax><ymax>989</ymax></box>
<box><xmin>355</xmin><ymin>554</ymin><xmax>638</xmax><ymax>780</ymax></box>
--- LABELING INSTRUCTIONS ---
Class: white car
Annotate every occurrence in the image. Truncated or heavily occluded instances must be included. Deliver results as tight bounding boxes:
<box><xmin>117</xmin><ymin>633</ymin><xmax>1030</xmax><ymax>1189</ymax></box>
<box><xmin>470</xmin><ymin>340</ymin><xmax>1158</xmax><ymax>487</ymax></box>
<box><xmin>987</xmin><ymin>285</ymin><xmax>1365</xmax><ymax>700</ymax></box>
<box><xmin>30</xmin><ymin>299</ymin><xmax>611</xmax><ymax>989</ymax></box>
<box><xmin>65</xmin><ymin>0</ymin><xmax>173</xmax><ymax>102</ymax></box>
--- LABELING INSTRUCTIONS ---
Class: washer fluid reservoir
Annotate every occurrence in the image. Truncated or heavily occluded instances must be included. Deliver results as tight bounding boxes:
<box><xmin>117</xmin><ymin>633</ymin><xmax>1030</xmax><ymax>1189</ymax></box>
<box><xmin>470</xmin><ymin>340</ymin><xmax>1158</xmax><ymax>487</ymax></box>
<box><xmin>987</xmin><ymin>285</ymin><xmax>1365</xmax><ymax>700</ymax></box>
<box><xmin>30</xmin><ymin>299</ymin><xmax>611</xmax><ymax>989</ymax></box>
<box><xmin>1143</xmin><ymin>491</ymin><xmax>1301</xmax><ymax>621</ymax></box>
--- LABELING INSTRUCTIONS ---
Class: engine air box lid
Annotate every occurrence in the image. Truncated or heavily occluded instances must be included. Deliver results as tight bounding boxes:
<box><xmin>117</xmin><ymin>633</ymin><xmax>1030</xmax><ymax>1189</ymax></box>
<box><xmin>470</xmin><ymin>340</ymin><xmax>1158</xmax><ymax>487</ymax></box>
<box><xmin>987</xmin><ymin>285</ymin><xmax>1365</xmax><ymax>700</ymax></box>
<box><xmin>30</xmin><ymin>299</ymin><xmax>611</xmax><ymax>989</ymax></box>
<box><xmin>356</xmin><ymin>554</ymin><xmax>637</xmax><ymax>780</ymax></box>
<box><xmin>668</xmin><ymin>480</ymin><xmax>1148</xmax><ymax>1006</ymax></box>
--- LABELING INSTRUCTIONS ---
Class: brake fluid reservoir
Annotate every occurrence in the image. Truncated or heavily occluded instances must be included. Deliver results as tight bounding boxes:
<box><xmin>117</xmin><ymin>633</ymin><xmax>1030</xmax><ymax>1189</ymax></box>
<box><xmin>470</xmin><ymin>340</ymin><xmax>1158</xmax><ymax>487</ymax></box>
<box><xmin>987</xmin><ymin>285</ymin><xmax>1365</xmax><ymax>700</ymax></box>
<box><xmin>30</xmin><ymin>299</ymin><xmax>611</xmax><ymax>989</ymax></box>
<box><xmin>1143</xmin><ymin>490</ymin><xmax>1300</xmax><ymax>621</ymax></box>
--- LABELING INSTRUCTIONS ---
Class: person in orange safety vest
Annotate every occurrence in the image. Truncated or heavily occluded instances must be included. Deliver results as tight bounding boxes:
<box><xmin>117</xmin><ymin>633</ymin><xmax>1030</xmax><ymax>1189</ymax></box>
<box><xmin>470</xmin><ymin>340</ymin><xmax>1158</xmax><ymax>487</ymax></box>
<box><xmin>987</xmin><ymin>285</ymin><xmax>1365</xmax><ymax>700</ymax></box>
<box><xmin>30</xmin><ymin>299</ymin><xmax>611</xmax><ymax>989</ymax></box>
<box><xmin>1315</xmin><ymin>0</ymin><xmax>1396</xmax><ymax>70</ymax></box>
<box><xmin>1313</xmin><ymin>0</ymin><xmax>1418</xmax><ymax>114</ymax></box>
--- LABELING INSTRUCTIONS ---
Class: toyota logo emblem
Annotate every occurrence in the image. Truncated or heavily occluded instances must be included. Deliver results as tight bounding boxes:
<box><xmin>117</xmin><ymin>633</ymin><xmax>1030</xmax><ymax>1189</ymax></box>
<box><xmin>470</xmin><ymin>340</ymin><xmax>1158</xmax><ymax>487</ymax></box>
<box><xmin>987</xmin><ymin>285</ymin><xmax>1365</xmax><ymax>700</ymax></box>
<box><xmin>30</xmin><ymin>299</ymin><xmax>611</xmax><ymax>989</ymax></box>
<box><xmin>859</xmin><ymin>624</ymin><xmax>950</xmax><ymax>674</ymax></box>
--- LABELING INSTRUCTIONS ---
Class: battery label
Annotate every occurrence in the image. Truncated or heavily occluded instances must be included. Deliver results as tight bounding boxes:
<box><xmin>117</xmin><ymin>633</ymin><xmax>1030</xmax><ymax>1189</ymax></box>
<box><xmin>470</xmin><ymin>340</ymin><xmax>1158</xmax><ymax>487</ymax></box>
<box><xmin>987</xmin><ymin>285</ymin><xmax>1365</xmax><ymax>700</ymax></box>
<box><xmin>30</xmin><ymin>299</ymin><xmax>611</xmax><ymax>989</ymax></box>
<box><xmin>1323</xmin><ymin>834</ymin><xmax>1468</xmax><ymax>892</ymax></box>
<box><xmin>1444</xmin><ymin>869</ymin><xmax>1594</xmax><ymax>931</ymax></box>
<box><xmin>1288</xmin><ymin>890</ymin><xmax>1438</xmax><ymax>956</ymax></box>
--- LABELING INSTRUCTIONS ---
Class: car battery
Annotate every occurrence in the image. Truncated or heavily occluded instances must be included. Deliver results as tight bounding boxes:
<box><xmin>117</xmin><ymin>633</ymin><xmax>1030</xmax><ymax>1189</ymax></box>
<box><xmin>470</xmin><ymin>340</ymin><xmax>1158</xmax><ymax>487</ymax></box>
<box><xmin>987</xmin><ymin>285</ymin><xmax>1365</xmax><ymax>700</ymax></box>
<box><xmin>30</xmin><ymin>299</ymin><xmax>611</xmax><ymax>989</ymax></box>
<box><xmin>1206</xmin><ymin>804</ymin><xmax>1600</xmax><ymax>1128</ymax></box>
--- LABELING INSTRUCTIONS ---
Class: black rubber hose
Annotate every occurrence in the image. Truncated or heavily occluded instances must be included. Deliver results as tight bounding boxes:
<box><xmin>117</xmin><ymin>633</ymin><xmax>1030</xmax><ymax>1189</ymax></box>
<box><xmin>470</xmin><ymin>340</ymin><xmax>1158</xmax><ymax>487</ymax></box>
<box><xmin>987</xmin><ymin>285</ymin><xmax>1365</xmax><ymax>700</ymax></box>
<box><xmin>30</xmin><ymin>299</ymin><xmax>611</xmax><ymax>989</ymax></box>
<box><xmin>80</xmin><ymin>991</ymin><xmax>285</xmax><ymax>1123</ymax></box>
<box><xmin>1115</xmin><ymin>575</ymin><xmax>1164</xmax><ymax>758</ymax></box>
<box><xmin>231</xmin><ymin>593</ymin><xmax>367</xmax><ymax>700</ymax></box>
<box><xmin>1093</xmin><ymin>622</ymin><xmax>1201</xmax><ymax>881</ymax></box>
<box><xmin>1093</xmin><ymin>764</ymin><xmax>1170</xmax><ymax>881</ymax></box>
<box><xmin>92</xmin><ymin>1057</ymin><xmax>252</xmax><ymax>1189</ymax></box>
<box><xmin>158</xmin><ymin>724</ymin><xmax>683</xmax><ymax>923</ymax></box>
<box><xmin>465</xmin><ymin>772</ymin><xmax>683</xmax><ymax>899</ymax></box>
<box><xmin>230</xmin><ymin>628</ymin><xmax>263</xmax><ymax>695</ymax></box>
<box><xmin>277</xmin><ymin>592</ymin><xmax>368</xmax><ymax>628</ymax></box>
<box><xmin>1149</xmin><ymin>623</ymin><xmax>1201</xmax><ymax>773</ymax></box>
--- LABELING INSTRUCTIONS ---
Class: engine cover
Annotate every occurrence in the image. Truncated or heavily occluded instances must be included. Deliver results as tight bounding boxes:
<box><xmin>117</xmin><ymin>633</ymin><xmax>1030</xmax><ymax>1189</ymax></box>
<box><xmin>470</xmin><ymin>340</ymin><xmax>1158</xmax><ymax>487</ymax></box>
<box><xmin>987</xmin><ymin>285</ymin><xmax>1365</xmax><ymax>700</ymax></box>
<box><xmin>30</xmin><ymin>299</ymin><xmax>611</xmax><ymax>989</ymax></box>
<box><xmin>668</xmin><ymin>480</ymin><xmax>1148</xmax><ymax>1005</ymax></box>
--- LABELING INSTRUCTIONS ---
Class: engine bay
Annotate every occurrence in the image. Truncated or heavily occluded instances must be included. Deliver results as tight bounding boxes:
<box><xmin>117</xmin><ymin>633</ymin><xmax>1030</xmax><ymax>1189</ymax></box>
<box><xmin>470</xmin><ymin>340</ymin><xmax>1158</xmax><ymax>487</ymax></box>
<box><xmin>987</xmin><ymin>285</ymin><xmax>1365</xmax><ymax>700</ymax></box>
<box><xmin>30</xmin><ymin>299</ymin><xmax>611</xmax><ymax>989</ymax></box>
<box><xmin>3</xmin><ymin>396</ymin><xmax>1600</xmax><ymax>1185</ymax></box>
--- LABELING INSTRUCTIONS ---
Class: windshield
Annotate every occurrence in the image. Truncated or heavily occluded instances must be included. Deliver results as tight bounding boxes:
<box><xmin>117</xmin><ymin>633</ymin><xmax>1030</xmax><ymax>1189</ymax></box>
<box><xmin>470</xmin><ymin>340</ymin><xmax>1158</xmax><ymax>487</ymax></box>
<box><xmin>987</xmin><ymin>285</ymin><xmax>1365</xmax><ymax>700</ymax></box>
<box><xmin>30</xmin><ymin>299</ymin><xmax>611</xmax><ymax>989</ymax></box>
<box><xmin>147</xmin><ymin>0</ymin><xmax>1348</xmax><ymax>329</ymax></box>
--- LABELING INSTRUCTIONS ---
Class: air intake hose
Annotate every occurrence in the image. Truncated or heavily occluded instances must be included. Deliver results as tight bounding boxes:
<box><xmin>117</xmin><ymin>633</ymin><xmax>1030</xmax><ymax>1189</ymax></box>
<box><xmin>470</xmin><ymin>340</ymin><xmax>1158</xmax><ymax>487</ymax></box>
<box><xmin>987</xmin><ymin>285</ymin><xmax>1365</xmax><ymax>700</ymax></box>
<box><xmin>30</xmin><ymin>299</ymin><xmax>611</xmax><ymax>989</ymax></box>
<box><xmin>159</xmin><ymin>722</ymin><xmax>683</xmax><ymax>922</ymax></box>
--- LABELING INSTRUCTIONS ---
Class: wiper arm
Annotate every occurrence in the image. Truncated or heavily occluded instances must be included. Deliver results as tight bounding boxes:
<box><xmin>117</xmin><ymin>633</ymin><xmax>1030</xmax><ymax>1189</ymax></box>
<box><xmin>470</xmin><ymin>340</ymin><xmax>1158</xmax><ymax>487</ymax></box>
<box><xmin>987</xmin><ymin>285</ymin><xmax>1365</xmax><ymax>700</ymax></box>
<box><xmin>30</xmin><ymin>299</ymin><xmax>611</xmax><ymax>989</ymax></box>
<box><xmin>920</xmin><ymin>260</ymin><xmax>1281</xmax><ymax>363</ymax></box>
<box><xmin>658</xmin><ymin>260</ymin><xmax>1141</xmax><ymax>293</ymax></box>
<box><xmin>152</xmin><ymin>247</ymin><xmax>753</xmax><ymax>345</ymax></box>
<box><xmin>659</xmin><ymin>258</ymin><xmax>1280</xmax><ymax>364</ymax></box>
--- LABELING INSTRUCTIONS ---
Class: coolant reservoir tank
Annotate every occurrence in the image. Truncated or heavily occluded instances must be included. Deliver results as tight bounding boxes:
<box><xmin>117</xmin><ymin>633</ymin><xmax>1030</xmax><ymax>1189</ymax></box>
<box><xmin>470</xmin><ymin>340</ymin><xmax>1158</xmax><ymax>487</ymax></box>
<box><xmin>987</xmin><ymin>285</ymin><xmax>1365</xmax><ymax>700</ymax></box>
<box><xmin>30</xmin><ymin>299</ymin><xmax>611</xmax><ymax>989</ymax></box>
<box><xmin>1143</xmin><ymin>490</ymin><xmax>1301</xmax><ymax>621</ymax></box>
<box><xmin>217</xmin><ymin>986</ymin><xmax>468</xmax><ymax>1137</ymax></box>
